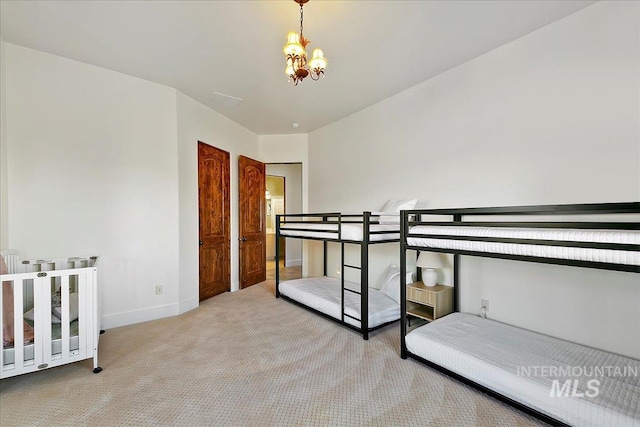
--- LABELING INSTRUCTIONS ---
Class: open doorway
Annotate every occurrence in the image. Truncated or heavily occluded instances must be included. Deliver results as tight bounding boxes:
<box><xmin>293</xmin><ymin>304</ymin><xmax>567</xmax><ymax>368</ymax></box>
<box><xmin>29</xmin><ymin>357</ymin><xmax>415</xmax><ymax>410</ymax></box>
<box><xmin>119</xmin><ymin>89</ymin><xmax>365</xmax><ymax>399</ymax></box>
<box><xmin>266</xmin><ymin>163</ymin><xmax>302</xmax><ymax>280</ymax></box>
<box><xmin>266</xmin><ymin>175</ymin><xmax>285</xmax><ymax>262</ymax></box>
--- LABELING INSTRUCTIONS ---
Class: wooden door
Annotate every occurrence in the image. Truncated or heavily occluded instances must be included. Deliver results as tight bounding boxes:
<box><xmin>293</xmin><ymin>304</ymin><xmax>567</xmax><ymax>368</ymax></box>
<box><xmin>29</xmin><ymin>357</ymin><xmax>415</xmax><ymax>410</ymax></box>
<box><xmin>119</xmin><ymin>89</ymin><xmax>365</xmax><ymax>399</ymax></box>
<box><xmin>239</xmin><ymin>155</ymin><xmax>266</xmax><ymax>288</ymax></box>
<box><xmin>198</xmin><ymin>142</ymin><xmax>230</xmax><ymax>301</ymax></box>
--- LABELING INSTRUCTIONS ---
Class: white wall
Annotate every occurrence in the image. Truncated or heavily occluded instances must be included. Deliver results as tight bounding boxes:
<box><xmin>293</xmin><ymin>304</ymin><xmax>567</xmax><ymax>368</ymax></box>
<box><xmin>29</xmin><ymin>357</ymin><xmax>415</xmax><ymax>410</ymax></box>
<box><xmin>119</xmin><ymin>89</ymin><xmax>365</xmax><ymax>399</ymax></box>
<box><xmin>176</xmin><ymin>91</ymin><xmax>258</xmax><ymax>303</ymax></box>
<box><xmin>266</xmin><ymin>163</ymin><xmax>303</xmax><ymax>267</ymax></box>
<box><xmin>258</xmin><ymin>134</ymin><xmax>308</xmax><ymax>209</ymax></box>
<box><xmin>5</xmin><ymin>44</ymin><xmax>181</xmax><ymax>328</ymax></box>
<box><xmin>308</xmin><ymin>2</ymin><xmax>640</xmax><ymax>358</ymax></box>
<box><xmin>4</xmin><ymin>43</ymin><xmax>261</xmax><ymax>328</ymax></box>
<box><xmin>1</xmin><ymin>37</ymin><xmax>8</xmax><ymax>249</ymax></box>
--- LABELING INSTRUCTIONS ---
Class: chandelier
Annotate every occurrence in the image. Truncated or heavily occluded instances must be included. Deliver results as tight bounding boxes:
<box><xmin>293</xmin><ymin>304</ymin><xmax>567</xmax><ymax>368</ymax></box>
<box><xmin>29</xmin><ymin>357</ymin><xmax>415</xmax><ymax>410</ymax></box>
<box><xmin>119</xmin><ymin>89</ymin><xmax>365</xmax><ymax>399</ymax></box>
<box><xmin>283</xmin><ymin>0</ymin><xmax>327</xmax><ymax>85</ymax></box>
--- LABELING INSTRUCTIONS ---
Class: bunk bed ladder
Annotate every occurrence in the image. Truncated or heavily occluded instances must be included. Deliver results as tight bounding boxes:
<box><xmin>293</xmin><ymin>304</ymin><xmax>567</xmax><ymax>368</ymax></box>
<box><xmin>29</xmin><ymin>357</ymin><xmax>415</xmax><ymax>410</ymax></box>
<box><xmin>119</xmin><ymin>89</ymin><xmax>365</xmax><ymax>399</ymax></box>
<box><xmin>341</xmin><ymin>241</ymin><xmax>362</xmax><ymax>319</ymax></box>
<box><xmin>339</xmin><ymin>212</ymin><xmax>371</xmax><ymax>340</ymax></box>
<box><xmin>361</xmin><ymin>212</ymin><xmax>370</xmax><ymax>339</ymax></box>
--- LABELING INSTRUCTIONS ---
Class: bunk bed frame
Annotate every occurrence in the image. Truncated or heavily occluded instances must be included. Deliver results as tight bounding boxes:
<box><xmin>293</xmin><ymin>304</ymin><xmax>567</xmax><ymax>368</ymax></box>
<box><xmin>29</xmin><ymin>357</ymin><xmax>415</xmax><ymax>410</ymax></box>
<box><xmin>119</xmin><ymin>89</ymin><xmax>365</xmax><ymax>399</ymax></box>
<box><xmin>399</xmin><ymin>202</ymin><xmax>640</xmax><ymax>426</ymax></box>
<box><xmin>275</xmin><ymin>212</ymin><xmax>400</xmax><ymax>340</ymax></box>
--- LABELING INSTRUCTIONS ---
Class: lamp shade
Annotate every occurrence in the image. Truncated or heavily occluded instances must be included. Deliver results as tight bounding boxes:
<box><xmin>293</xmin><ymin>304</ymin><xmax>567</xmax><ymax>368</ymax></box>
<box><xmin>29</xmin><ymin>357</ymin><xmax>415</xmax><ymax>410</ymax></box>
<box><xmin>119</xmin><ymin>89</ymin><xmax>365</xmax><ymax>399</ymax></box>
<box><xmin>416</xmin><ymin>252</ymin><xmax>445</xmax><ymax>269</ymax></box>
<box><xmin>309</xmin><ymin>48</ymin><xmax>327</xmax><ymax>70</ymax></box>
<box><xmin>283</xmin><ymin>31</ymin><xmax>305</xmax><ymax>56</ymax></box>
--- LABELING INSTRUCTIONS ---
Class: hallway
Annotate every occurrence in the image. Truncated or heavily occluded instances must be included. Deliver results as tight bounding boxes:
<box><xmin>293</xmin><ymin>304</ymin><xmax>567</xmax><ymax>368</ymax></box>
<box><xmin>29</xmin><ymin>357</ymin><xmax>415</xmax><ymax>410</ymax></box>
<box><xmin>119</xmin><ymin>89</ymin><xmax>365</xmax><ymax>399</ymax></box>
<box><xmin>266</xmin><ymin>259</ymin><xmax>301</xmax><ymax>281</ymax></box>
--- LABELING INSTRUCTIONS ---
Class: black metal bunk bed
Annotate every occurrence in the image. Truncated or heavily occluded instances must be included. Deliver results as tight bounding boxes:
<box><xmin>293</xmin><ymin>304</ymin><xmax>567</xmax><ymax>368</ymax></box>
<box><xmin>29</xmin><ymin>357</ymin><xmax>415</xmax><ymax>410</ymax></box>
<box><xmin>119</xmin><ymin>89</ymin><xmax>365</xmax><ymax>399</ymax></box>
<box><xmin>275</xmin><ymin>212</ymin><xmax>401</xmax><ymax>340</ymax></box>
<box><xmin>399</xmin><ymin>202</ymin><xmax>640</xmax><ymax>427</ymax></box>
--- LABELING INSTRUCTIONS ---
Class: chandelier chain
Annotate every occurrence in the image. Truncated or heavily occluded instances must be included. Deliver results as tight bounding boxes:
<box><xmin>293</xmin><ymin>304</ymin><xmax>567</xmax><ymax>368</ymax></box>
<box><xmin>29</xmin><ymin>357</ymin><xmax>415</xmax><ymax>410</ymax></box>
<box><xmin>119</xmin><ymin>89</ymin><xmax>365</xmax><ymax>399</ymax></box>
<box><xmin>299</xmin><ymin>3</ymin><xmax>304</xmax><ymax>37</ymax></box>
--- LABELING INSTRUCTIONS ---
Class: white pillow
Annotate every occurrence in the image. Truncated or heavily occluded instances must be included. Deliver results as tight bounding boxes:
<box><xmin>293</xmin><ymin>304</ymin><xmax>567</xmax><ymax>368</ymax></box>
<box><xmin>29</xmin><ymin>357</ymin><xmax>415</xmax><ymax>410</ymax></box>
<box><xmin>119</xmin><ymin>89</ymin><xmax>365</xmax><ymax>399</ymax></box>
<box><xmin>379</xmin><ymin>199</ymin><xmax>417</xmax><ymax>224</ymax></box>
<box><xmin>25</xmin><ymin>292</ymin><xmax>79</xmax><ymax>323</ymax></box>
<box><xmin>23</xmin><ymin>307</ymin><xmax>35</xmax><ymax>321</ymax></box>
<box><xmin>24</xmin><ymin>307</ymin><xmax>62</xmax><ymax>323</ymax></box>
<box><xmin>379</xmin><ymin>264</ymin><xmax>413</xmax><ymax>305</ymax></box>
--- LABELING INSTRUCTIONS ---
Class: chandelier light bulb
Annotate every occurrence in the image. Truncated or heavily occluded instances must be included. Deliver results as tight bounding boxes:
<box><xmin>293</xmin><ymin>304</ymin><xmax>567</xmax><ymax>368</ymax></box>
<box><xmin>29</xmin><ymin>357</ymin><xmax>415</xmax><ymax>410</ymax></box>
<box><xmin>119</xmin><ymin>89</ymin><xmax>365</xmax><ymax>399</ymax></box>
<box><xmin>283</xmin><ymin>31</ymin><xmax>305</xmax><ymax>57</ymax></box>
<box><xmin>286</xmin><ymin>31</ymin><xmax>300</xmax><ymax>45</ymax></box>
<box><xmin>309</xmin><ymin>48</ymin><xmax>327</xmax><ymax>70</ymax></box>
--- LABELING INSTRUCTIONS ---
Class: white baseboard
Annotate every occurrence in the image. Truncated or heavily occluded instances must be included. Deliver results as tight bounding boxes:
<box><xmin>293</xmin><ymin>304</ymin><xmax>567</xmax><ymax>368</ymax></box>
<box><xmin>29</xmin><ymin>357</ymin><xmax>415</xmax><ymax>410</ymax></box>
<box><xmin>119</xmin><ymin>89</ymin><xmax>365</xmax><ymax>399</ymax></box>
<box><xmin>101</xmin><ymin>303</ymin><xmax>179</xmax><ymax>329</ymax></box>
<box><xmin>267</xmin><ymin>258</ymin><xmax>301</xmax><ymax>266</ymax></box>
<box><xmin>178</xmin><ymin>297</ymin><xmax>199</xmax><ymax>315</ymax></box>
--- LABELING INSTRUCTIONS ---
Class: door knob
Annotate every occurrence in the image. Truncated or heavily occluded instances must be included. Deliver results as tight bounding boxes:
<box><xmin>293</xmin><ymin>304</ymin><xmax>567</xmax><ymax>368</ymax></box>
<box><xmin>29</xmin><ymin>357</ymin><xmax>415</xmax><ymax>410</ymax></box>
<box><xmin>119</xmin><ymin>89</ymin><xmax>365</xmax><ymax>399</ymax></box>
<box><xmin>239</xmin><ymin>237</ymin><xmax>247</xmax><ymax>242</ymax></box>
<box><xmin>199</xmin><ymin>240</ymin><xmax>203</xmax><ymax>246</ymax></box>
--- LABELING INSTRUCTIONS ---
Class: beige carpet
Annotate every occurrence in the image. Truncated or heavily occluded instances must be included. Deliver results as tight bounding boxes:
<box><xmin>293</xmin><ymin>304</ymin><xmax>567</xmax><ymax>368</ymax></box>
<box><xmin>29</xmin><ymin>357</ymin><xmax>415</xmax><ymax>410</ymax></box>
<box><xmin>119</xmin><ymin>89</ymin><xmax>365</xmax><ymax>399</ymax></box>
<box><xmin>0</xmin><ymin>281</ymin><xmax>545</xmax><ymax>426</ymax></box>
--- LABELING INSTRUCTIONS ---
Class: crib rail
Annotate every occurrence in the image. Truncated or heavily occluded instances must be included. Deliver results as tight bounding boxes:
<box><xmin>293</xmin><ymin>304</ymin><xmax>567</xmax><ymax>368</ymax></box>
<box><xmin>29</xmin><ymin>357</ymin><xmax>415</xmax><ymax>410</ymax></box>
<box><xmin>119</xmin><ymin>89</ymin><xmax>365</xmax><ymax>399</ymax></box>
<box><xmin>1</xmin><ymin>256</ymin><xmax>99</xmax><ymax>378</ymax></box>
<box><xmin>21</xmin><ymin>256</ymin><xmax>98</xmax><ymax>272</ymax></box>
<box><xmin>1</xmin><ymin>250</ymin><xmax>20</xmax><ymax>274</ymax></box>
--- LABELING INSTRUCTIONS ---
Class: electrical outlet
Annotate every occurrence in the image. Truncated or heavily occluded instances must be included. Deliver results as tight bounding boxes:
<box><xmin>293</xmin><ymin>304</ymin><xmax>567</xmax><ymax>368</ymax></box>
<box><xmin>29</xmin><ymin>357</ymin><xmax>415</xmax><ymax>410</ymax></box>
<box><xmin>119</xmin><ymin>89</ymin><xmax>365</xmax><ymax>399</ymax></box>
<box><xmin>480</xmin><ymin>299</ymin><xmax>489</xmax><ymax>319</ymax></box>
<box><xmin>155</xmin><ymin>285</ymin><xmax>163</xmax><ymax>295</ymax></box>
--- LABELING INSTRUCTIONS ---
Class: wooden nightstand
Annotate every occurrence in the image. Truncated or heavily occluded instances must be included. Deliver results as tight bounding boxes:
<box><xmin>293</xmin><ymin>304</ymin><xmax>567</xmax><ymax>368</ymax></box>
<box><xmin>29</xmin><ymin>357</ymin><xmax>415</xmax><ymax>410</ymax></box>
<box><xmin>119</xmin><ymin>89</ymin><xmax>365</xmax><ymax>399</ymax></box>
<box><xmin>406</xmin><ymin>282</ymin><xmax>453</xmax><ymax>322</ymax></box>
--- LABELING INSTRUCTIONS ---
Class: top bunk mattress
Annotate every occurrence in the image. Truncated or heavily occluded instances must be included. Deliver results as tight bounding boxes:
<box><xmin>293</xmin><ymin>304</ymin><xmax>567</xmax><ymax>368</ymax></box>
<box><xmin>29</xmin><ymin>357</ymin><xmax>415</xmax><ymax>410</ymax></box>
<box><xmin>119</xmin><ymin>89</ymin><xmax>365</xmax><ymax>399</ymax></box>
<box><xmin>280</xmin><ymin>222</ymin><xmax>399</xmax><ymax>242</ymax></box>
<box><xmin>279</xmin><ymin>277</ymin><xmax>400</xmax><ymax>328</ymax></box>
<box><xmin>406</xmin><ymin>312</ymin><xmax>640</xmax><ymax>427</ymax></box>
<box><xmin>407</xmin><ymin>226</ymin><xmax>640</xmax><ymax>266</ymax></box>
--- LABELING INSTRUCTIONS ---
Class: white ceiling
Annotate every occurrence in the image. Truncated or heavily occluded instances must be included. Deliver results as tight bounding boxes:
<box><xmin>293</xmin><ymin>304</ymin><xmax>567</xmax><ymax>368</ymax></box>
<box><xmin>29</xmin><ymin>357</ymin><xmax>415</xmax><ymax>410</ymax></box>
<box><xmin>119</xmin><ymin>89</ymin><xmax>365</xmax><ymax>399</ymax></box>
<box><xmin>0</xmin><ymin>0</ymin><xmax>596</xmax><ymax>135</ymax></box>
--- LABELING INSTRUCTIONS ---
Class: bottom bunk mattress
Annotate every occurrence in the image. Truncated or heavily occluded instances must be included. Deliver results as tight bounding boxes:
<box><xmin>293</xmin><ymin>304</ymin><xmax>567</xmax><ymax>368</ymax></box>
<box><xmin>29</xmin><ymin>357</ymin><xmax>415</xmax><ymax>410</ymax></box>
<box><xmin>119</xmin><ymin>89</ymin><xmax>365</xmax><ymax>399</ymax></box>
<box><xmin>2</xmin><ymin>320</ymin><xmax>80</xmax><ymax>366</ymax></box>
<box><xmin>405</xmin><ymin>312</ymin><xmax>640</xmax><ymax>426</ymax></box>
<box><xmin>279</xmin><ymin>277</ymin><xmax>400</xmax><ymax>328</ymax></box>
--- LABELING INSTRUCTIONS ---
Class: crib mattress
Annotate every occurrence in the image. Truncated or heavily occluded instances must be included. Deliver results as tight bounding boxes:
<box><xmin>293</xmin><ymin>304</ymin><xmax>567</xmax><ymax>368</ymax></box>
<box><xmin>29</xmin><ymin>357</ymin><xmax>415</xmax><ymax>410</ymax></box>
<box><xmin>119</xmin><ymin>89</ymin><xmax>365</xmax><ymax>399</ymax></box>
<box><xmin>406</xmin><ymin>313</ymin><xmax>640</xmax><ymax>426</ymax></box>
<box><xmin>408</xmin><ymin>226</ymin><xmax>640</xmax><ymax>265</ymax></box>
<box><xmin>280</xmin><ymin>223</ymin><xmax>399</xmax><ymax>242</ymax></box>
<box><xmin>279</xmin><ymin>277</ymin><xmax>400</xmax><ymax>328</ymax></box>
<box><xmin>2</xmin><ymin>321</ymin><xmax>80</xmax><ymax>365</ymax></box>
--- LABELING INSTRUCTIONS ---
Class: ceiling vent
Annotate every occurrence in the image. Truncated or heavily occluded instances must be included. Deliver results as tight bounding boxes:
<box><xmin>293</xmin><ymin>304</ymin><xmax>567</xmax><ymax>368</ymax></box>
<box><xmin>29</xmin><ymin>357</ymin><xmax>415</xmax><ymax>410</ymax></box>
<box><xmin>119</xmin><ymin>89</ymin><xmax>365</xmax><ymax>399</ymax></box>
<box><xmin>211</xmin><ymin>92</ymin><xmax>243</xmax><ymax>109</ymax></box>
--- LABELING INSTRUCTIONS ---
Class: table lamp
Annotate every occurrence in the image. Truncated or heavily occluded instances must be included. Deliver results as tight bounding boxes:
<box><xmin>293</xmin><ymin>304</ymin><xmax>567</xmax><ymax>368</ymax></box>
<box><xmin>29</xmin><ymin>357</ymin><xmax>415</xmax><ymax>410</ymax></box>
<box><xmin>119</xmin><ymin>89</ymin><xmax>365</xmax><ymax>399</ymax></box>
<box><xmin>416</xmin><ymin>252</ymin><xmax>445</xmax><ymax>287</ymax></box>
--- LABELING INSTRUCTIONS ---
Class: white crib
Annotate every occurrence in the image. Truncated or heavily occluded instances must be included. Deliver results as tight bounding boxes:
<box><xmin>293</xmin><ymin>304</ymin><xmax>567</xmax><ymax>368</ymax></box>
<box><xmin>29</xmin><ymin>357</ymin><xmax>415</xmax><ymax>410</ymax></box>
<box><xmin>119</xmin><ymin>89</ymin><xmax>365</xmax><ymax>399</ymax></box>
<box><xmin>1</xmin><ymin>254</ymin><xmax>101</xmax><ymax>378</ymax></box>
